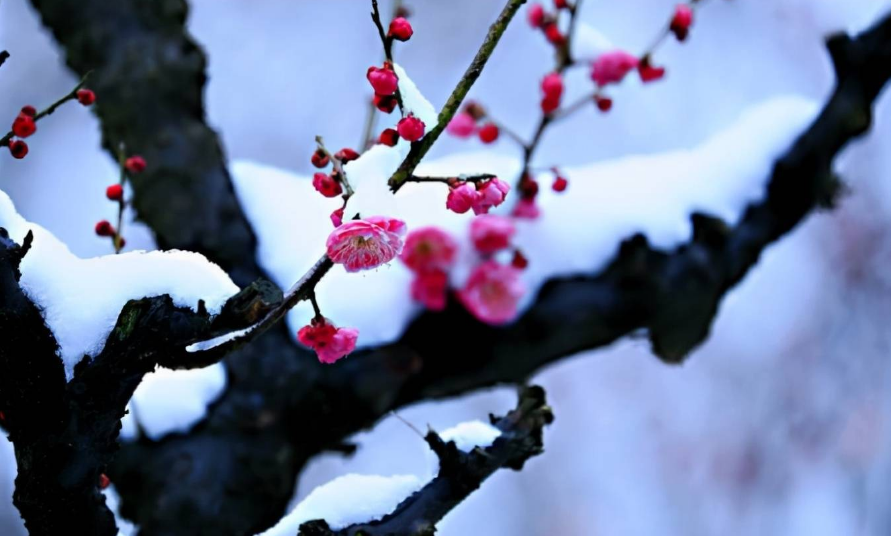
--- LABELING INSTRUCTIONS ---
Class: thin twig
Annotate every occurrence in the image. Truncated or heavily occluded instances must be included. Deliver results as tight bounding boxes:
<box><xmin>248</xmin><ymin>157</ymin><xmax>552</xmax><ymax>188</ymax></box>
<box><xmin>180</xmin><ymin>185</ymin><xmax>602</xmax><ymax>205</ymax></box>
<box><xmin>388</xmin><ymin>0</ymin><xmax>528</xmax><ymax>191</ymax></box>
<box><xmin>0</xmin><ymin>71</ymin><xmax>91</xmax><ymax>148</ymax></box>
<box><xmin>315</xmin><ymin>136</ymin><xmax>355</xmax><ymax>198</ymax></box>
<box><xmin>407</xmin><ymin>173</ymin><xmax>496</xmax><ymax>184</ymax></box>
<box><xmin>113</xmin><ymin>142</ymin><xmax>127</xmax><ymax>254</ymax></box>
<box><xmin>0</xmin><ymin>51</ymin><xmax>9</xmax><ymax>70</ymax></box>
<box><xmin>370</xmin><ymin>0</ymin><xmax>405</xmax><ymax>113</ymax></box>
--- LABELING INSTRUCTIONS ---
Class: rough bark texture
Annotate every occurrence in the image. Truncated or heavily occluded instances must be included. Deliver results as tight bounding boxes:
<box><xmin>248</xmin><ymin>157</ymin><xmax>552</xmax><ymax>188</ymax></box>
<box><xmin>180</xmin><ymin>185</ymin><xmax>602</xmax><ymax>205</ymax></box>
<box><xmin>6</xmin><ymin>0</ymin><xmax>891</xmax><ymax>535</ymax></box>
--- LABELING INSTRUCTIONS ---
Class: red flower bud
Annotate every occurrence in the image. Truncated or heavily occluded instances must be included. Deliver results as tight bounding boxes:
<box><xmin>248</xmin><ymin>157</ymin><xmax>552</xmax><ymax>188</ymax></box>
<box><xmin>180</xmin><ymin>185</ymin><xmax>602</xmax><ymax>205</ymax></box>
<box><xmin>541</xmin><ymin>95</ymin><xmax>560</xmax><ymax>114</ymax></box>
<box><xmin>378</xmin><ymin>128</ymin><xmax>400</xmax><ymax>147</ymax></box>
<box><xmin>638</xmin><ymin>63</ymin><xmax>666</xmax><ymax>83</ymax></box>
<box><xmin>511</xmin><ymin>250</ymin><xmax>529</xmax><ymax>269</ymax></box>
<box><xmin>99</xmin><ymin>474</ymin><xmax>110</xmax><ymax>490</ymax></box>
<box><xmin>670</xmin><ymin>5</ymin><xmax>694</xmax><ymax>42</ymax></box>
<box><xmin>76</xmin><ymin>89</ymin><xmax>96</xmax><ymax>106</ymax></box>
<box><xmin>554</xmin><ymin>0</ymin><xmax>570</xmax><ymax>9</ymax></box>
<box><xmin>373</xmin><ymin>94</ymin><xmax>399</xmax><ymax>114</ymax></box>
<box><xmin>9</xmin><ymin>140</ymin><xmax>28</xmax><ymax>159</ymax></box>
<box><xmin>335</xmin><ymin>148</ymin><xmax>360</xmax><ymax>163</ymax></box>
<box><xmin>125</xmin><ymin>155</ymin><xmax>147</xmax><ymax>173</ymax></box>
<box><xmin>388</xmin><ymin>17</ymin><xmax>414</xmax><ymax>41</ymax></box>
<box><xmin>463</xmin><ymin>101</ymin><xmax>487</xmax><ymax>121</ymax></box>
<box><xmin>478</xmin><ymin>123</ymin><xmax>500</xmax><ymax>144</ymax></box>
<box><xmin>397</xmin><ymin>114</ymin><xmax>426</xmax><ymax>142</ymax></box>
<box><xmin>552</xmin><ymin>175</ymin><xmax>568</xmax><ymax>192</ymax></box>
<box><xmin>544</xmin><ymin>23</ymin><xmax>565</xmax><ymax>46</ymax></box>
<box><xmin>595</xmin><ymin>95</ymin><xmax>613</xmax><ymax>112</ymax></box>
<box><xmin>311</xmin><ymin>149</ymin><xmax>330</xmax><ymax>168</ymax></box>
<box><xmin>367</xmin><ymin>65</ymin><xmax>399</xmax><ymax>96</ymax></box>
<box><xmin>106</xmin><ymin>184</ymin><xmax>124</xmax><ymax>201</ymax></box>
<box><xmin>312</xmin><ymin>172</ymin><xmax>343</xmax><ymax>198</ymax></box>
<box><xmin>12</xmin><ymin>115</ymin><xmax>36</xmax><ymax>138</ymax></box>
<box><xmin>95</xmin><ymin>220</ymin><xmax>115</xmax><ymax>237</ymax></box>
<box><xmin>527</xmin><ymin>3</ymin><xmax>546</xmax><ymax>28</ymax></box>
<box><xmin>20</xmin><ymin>105</ymin><xmax>36</xmax><ymax>117</ymax></box>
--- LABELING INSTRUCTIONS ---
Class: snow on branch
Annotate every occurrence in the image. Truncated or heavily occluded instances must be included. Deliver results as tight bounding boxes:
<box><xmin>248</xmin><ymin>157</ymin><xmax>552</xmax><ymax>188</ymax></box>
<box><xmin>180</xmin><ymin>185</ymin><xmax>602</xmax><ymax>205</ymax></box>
<box><xmin>296</xmin><ymin>386</ymin><xmax>552</xmax><ymax>536</ymax></box>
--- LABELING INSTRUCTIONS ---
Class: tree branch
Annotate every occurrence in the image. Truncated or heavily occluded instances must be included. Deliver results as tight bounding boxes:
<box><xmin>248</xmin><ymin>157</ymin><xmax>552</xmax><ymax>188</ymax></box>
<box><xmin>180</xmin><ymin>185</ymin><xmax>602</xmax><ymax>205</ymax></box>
<box><xmin>299</xmin><ymin>386</ymin><xmax>553</xmax><ymax>536</ymax></box>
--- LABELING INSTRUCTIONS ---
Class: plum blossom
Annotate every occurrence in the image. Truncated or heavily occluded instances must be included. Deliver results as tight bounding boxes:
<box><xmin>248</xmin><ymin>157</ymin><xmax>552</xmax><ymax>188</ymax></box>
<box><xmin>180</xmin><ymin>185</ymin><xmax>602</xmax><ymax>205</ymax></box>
<box><xmin>397</xmin><ymin>114</ymin><xmax>426</xmax><ymax>142</ymax></box>
<box><xmin>446</xmin><ymin>183</ymin><xmax>480</xmax><ymax>214</ymax></box>
<box><xmin>512</xmin><ymin>198</ymin><xmax>541</xmax><ymax>219</ymax></box>
<box><xmin>591</xmin><ymin>50</ymin><xmax>639</xmax><ymax>87</ymax></box>
<box><xmin>411</xmin><ymin>269</ymin><xmax>449</xmax><ymax>311</ymax></box>
<box><xmin>297</xmin><ymin>318</ymin><xmax>359</xmax><ymax>364</ymax></box>
<box><xmin>472</xmin><ymin>178</ymin><xmax>511</xmax><ymax>215</ymax></box>
<box><xmin>447</xmin><ymin>112</ymin><xmax>477</xmax><ymax>138</ymax></box>
<box><xmin>326</xmin><ymin>216</ymin><xmax>407</xmax><ymax>272</ymax></box>
<box><xmin>458</xmin><ymin>261</ymin><xmax>525</xmax><ymax>325</ymax></box>
<box><xmin>400</xmin><ymin>227</ymin><xmax>458</xmax><ymax>273</ymax></box>
<box><xmin>470</xmin><ymin>215</ymin><xmax>515</xmax><ymax>254</ymax></box>
<box><xmin>367</xmin><ymin>65</ymin><xmax>399</xmax><ymax>96</ymax></box>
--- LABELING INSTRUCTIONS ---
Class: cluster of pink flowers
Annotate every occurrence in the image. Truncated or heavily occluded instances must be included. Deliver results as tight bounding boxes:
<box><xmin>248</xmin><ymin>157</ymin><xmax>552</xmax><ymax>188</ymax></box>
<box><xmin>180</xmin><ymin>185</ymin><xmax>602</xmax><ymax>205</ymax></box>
<box><xmin>446</xmin><ymin>101</ymin><xmax>500</xmax><ymax>144</ymax></box>
<box><xmin>400</xmin><ymin>227</ymin><xmax>458</xmax><ymax>311</ymax></box>
<box><xmin>297</xmin><ymin>317</ymin><xmax>359</xmax><ymax>364</ymax></box>
<box><xmin>326</xmin><ymin>216</ymin><xmax>407</xmax><ymax>273</ymax></box>
<box><xmin>401</xmin><ymin>217</ymin><xmax>526</xmax><ymax>324</ymax></box>
<box><xmin>445</xmin><ymin>177</ymin><xmax>511</xmax><ymax>216</ymax></box>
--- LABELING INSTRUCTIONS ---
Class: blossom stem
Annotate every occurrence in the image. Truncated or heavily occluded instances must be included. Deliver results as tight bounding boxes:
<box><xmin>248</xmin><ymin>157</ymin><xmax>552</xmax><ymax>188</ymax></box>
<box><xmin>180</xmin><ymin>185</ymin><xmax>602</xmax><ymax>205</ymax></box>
<box><xmin>0</xmin><ymin>71</ymin><xmax>91</xmax><ymax>148</ymax></box>
<box><xmin>388</xmin><ymin>0</ymin><xmax>528</xmax><ymax>192</ymax></box>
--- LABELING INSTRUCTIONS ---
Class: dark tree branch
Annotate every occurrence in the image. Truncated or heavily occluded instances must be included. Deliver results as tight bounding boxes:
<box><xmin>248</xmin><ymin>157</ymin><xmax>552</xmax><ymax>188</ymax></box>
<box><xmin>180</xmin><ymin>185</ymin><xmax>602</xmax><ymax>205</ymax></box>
<box><xmin>15</xmin><ymin>2</ymin><xmax>891</xmax><ymax>536</ymax></box>
<box><xmin>299</xmin><ymin>386</ymin><xmax>553</xmax><ymax>536</ymax></box>
<box><xmin>28</xmin><ymin>0</ymin><xmax>261</xmax><ymax>286</ymax></box>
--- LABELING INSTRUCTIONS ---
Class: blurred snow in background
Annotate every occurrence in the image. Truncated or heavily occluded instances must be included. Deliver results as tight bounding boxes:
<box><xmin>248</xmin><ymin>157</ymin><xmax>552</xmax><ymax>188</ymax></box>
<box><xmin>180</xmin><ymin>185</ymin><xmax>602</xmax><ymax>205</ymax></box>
<box><xmin>2</xmin><ymin>0</ymin><xmax>891</xmax><ymax>534</ymax></box>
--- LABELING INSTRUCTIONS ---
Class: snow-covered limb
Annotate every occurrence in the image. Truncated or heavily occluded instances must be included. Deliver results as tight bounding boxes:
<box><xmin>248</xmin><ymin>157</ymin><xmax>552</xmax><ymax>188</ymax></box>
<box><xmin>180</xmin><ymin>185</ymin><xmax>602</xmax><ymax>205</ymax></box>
<box><xmin>298</xmin><ymin>386</ymin><xmax>552</xmax><ymax>536</ymax></box>
<box><xmin>21</xmin><ymin>2</ymin><xmax>891</xmax><ymax>536</ymax></box>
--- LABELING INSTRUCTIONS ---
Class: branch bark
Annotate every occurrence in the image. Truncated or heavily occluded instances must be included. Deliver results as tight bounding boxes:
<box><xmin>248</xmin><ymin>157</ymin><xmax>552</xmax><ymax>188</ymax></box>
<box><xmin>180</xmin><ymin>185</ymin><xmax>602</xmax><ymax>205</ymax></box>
<box><xmin>15</xmin><ymin>2</ymin><xmax>891</xmax><ymax>535</ymax></box>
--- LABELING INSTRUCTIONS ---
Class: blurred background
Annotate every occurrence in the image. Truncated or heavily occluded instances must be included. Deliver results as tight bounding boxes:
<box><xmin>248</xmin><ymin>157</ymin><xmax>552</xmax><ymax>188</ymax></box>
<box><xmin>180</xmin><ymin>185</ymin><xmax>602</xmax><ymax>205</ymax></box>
<box><xmin>3</xmin><ymin>0</ymin><xmax>891</xmax><ymax>534</ymax></box>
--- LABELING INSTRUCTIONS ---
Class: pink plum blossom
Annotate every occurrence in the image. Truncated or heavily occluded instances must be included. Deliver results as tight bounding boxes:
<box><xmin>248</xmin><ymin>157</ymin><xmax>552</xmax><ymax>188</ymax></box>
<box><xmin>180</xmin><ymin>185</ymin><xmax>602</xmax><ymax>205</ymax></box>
<box><xmin>470</xmin><ymin>215</ymin><xmax>515</xmax><ymax>254</ymax></box>
<box><xmin>326</xmin><ymin>216</ymin><xmax>407</xmax><ymax>272</ymax></box>
<box><xmin>297</xmin><ymin>318</ymin><xmax>359</xmax><ymax>364</ymax></box>
<box><xmin>447</xmin><ymin>112</ymin><xmax>477</xmax><ymax>138</ymax></box>
<box><xmin>511</xmin><ymin>198</ymin><xmax>541</xmax><ymax>219</ymax></box>
<box><xmin>446</xmin><ymin>183</ymin><xmax>481</xmax><ymax>214</ymax></box>
<box><xmin>458</xmin><ymin>261</ymin><xmax>525</xmax><ymax>325</ymax></box>
<box><xmin>411</xmin><ymin>269</ymin><xmax>449</xmax><ymax>311</ymax></box>
<box><xmin>400</xmin><ymin>227</ymin><xmax>458</xmax><ymax>273</ymax></box>
<box><xmin>591</xmin><ymin>50</ymin><xmax>639</xmax><ymax>87</ymax></box>
<box><xmin>472</xmin><ymin>178</ymin><xmax>511</xmax><ymax>215</ymax></box>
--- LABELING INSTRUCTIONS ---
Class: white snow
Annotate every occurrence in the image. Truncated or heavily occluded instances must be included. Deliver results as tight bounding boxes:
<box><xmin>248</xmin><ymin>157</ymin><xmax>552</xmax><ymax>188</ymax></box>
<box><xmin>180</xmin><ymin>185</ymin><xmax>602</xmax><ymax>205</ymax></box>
<box><xmin>257</xmin><ymin>474</ymin><xmax>422</xmax><ymax>535</ymax></box>
<box><xmin>570</xmin><ymin>22</ymin><xmax>615</xmax><ymax>62</ymax></box>
<box><xmin>119</xmin><ymin>363</ymin><xmax>227</xmax><ymax>441</ymax></box>
<box><xmin>103</xmin><ymin>485</ymin><xmax>137</xmax><ymax>536</ymax></box>
<box><xmin>185</xmin><ymin>324</ymin><xmax>258</xmax><ymax>353</ymax></box>
<box><xmin>425</xmin><ymin>420</ymin><xmax>502</xmax><ymax>477</ymax></box>
<box><xmin>0</xmin><ymin>190</ymin><xmax>239</xmax><ymax>380</ymax></box>
<box><xmin>394</xmin><ymin>63</ymin><xmax>439</xmax><ymax>129</ymax></box>
<box><xmin>231</xmin><ymin>96</ymin><xmax>818</xmax><ymax>349</ymax></box>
